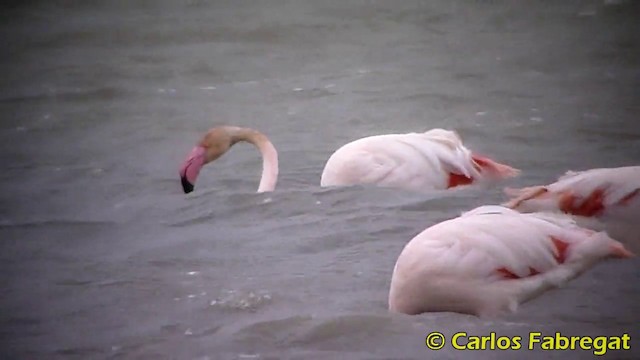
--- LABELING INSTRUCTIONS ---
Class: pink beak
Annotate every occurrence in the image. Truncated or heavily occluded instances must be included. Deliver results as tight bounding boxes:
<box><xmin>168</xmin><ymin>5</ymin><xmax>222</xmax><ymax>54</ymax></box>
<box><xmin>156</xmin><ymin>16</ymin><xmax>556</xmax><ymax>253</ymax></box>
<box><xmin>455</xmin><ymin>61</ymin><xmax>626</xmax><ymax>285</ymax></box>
<box><xmin>179</xmin><ymin>146</ymin><xmax>206</xmax><ymax>193</ymax></box>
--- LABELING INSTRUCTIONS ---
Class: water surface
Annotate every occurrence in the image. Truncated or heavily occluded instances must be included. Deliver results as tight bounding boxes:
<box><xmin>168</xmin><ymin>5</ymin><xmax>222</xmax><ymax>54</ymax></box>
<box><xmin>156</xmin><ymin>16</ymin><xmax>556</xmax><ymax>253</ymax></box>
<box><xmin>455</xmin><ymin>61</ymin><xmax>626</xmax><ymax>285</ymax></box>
<box><xmin>1</xmin><ymin>1</ymin><xmax>639</xmax><ymax>359</ymax></box>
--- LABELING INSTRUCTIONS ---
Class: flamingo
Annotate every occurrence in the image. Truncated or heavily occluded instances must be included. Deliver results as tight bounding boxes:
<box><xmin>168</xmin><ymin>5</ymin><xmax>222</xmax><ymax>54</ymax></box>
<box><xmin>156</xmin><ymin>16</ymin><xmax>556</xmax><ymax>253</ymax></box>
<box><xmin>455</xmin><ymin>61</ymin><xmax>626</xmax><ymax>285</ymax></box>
<box><xmin>503</xmin><ymin>166</ymin><xmax>640</xmax><ymax>248</ymax></box>
<box><xmin>388</xmin><ymin>205</ymin><xmax>634</xmax><ymax>317</ymax></box>
<box><xmin>178</xmin><ymin>127</ymin><xmax>517</xmax><ymax>194</ymax></box>
<box><xmin>179</xmin><ymin>126</ymin><xmax>278</xmax><ymax>193</ymax></box>
<box><xmin>320</xmin><ymin>129</ymin><xmax>519</xmax><ymax>192</ymax></box>
<box><xmin>503</xmin><ymin>166</ymin><xmax>639</xmax><ymax>221</ymax></box>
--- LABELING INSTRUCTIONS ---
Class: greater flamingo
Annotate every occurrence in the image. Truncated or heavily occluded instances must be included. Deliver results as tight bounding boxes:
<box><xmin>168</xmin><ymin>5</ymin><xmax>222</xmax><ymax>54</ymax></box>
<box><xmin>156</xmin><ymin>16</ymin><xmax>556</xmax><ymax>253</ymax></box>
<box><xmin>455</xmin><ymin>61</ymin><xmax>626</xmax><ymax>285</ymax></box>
<box><xmin>388</xmin><ymin>205</ymin><xmax>633</xmax><ymax>317</ymax></box>
<box><xmin>503</xmin><ymin>166</ymin><xmax>639</xmax><ymax>221</ymax></box>
<box><xmin>179</xmin><ymin>126</ymin><xmax>278</xmax><ymax>193</ymax></box>
<box><xmin>179</xmin><ymin>127</ymin><xmax>517</xmax><ymax>194</ymax></box>
<box><xmin>321</xmin><ymin>129</ymin><xmax>519</xmax><ymax>192</ymax></box>
<box><xmin>503</xmin><ymin>166</ymin><xmax>640</xmax><ymax>248</ymax></box>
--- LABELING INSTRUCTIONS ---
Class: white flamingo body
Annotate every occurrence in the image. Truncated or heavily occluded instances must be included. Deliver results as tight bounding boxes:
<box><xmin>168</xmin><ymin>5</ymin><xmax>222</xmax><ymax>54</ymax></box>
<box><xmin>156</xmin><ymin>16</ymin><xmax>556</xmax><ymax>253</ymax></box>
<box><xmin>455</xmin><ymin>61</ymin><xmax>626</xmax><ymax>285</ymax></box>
<box><xmin>321</xmin><ymin>133</ymin><xmax>474</xmax><ymax>190</ymax></box>
<box><xmin>388</xmin><ymin>205</ymin><xmax>633</xmax><ymax>317</ymax></box>
<box><xmin>321</xmin><ymin>129</ymin><xmax>518</xmax><ymax>192</ymax></box>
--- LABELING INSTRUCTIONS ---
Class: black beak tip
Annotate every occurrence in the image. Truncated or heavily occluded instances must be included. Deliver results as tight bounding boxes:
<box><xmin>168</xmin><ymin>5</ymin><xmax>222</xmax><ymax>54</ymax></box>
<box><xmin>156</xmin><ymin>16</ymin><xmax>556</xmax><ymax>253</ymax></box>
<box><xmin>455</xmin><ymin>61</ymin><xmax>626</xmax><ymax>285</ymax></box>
<box><xmin>181</xmin><ymin>176</ymin><xmax>194</xmax><ymax>194</ymax></box>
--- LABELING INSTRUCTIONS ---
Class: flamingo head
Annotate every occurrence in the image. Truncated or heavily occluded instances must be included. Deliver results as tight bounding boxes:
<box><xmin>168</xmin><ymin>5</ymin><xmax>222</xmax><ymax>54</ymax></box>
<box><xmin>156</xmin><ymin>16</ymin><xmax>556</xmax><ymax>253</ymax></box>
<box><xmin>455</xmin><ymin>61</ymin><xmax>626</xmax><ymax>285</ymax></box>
<box><xmin>179</xmin><ymin>127</ymin><xmax>235</xmax><ymax>193</ymax></box>
<box><xmin>179</xmin><ymin>146</ymin><xmax>207</xmax><ymax>193</ymax></box>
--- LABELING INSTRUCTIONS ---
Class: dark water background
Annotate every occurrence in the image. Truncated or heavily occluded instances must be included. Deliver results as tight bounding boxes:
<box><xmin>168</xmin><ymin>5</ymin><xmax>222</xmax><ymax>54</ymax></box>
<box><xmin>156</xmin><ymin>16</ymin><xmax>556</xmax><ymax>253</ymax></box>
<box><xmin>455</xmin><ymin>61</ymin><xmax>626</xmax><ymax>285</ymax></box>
<box><xmin>1</xmin><ymin>0</ymin><xmax>639</xmax><ymax>359</ymax></box>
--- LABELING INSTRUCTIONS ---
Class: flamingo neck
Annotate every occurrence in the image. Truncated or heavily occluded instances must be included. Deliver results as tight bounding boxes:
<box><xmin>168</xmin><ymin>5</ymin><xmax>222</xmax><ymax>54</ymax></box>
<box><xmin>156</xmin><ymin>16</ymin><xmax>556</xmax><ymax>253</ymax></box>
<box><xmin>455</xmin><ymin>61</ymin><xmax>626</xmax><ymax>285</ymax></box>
<box><xmin>228</xmin><ymin>127</ymin><xmax>279</xmax><ymax>193</ymax></box>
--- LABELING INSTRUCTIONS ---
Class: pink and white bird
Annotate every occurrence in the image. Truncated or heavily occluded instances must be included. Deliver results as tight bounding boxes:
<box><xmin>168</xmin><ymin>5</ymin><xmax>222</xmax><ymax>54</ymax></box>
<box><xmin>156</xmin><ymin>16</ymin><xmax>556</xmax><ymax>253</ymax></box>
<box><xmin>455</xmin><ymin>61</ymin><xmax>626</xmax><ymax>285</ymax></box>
<box><xmin>320</xmin><ymin>129</ymin><xmax>519</xmax><ymax>192</ymax></box>
<box><xmin>388</xmin><ymin>205</ymin><xmax>633</xmax><ymax>317</ymax></box>
<box><xmin>503</xmin><ymin>166</ymin><xmax>640</xmax><ymax>248</ymax></box>
<box><xmin>503</xmin><ymin>166</ymin><xmax>639</xmax><ymax>221</ymax></box>
<box><xmin>179</xmin><ymin>126</ymin><xmax>278</xmax><ymax>193</ymax></box>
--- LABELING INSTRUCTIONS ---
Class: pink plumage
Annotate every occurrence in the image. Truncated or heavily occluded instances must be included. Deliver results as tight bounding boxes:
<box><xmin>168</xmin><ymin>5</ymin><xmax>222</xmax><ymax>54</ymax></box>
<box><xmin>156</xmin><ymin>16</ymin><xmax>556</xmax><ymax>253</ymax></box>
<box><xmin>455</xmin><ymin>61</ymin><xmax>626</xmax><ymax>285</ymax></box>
<box><xmin>503</xmin><ymin>166</ymin><xmax>640</xmax><ymax>250</ymax></box>
<box><xmin>388</xmin><ymin>205</ymin><xmax>633</xmax><ymax>317</ymax></box>
<box><xmin>320</xmin><ymin>129</ymin><xmax>518</xmax><ymax>192</ymax></box>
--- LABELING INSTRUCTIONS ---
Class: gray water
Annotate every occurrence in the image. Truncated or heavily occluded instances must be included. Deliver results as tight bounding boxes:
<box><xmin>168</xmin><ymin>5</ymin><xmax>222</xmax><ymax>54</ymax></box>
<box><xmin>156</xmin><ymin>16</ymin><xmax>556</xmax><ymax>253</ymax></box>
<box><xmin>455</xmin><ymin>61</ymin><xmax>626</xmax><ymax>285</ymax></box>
<box><xmin>1</xmin><ymin>1</ymin><xmax>639</xmax><ymax>359</ymax></box>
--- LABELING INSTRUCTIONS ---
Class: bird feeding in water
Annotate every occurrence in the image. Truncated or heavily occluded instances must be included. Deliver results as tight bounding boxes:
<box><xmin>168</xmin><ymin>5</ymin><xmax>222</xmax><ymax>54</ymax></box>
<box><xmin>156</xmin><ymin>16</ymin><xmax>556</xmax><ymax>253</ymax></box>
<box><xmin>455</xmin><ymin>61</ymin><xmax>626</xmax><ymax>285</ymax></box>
<box><xmin>388</xmin><ymin>205</ymin><xmax>634</xmax><ymax>317</ymax></box>
<box><xmin>179</xmin><ymin>126</ymin><xmax>278</xmax><ymax>194</ymax></box>
<box><xmin>503</xmin><ymin>166</ymin><xmax>640</xmax><ymax>251</ymax></box>
<box><xmin>179</xmin><ymin>127</ymin><xmax>518</xmax><ymax>194</ymax></box>
<box><xmin>321</xmin><ymin>128</ymin><xmax>519</xmax><ymax>193</ymax></box>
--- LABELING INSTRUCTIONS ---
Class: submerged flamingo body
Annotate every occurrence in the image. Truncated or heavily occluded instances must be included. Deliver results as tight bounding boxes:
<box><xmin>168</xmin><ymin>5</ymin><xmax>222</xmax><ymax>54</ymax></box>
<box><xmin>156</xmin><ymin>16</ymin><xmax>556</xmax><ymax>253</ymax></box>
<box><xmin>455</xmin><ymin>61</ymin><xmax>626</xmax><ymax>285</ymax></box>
<box><xmin>388</xmin><ymin>205</ymin><xmax>633</xmax><ymax>317</ymax></box>
<box><xmin>320</xmin><ymin>129</ymin><xmax>518</xmax><ymax>192</ymax></box>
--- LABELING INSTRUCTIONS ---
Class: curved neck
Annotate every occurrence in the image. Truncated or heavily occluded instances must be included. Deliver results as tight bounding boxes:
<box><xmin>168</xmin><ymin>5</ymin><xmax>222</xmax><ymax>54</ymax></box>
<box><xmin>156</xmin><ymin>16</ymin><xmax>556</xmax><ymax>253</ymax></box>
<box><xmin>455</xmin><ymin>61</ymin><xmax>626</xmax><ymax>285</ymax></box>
<box><xmin>227</xmin><ymin>127</ymin><xmax>279</xmax><ymax>192</ymax></box>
